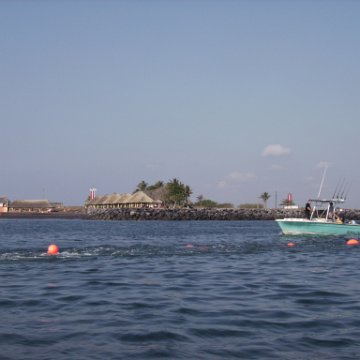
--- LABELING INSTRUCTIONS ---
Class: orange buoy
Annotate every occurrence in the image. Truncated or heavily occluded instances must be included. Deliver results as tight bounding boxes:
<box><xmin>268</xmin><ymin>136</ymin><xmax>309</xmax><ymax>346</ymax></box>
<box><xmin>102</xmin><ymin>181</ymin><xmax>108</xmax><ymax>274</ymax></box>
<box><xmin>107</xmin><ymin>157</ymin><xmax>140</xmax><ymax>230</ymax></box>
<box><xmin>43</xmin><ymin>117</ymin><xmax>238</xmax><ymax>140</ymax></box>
<box><xmin>347</xmin><ymin>239</ymin><xmax>359</xmax><ymax>246</ymax></box>
<box><xmin>47</xmin><ymin>244</ymin><xmax>59</xmax><ymax>255</ymax></box>
<box><xmin>287</xmin><ymin>242</ymin><xmax>295</xmax><ymax>247</ymax></box>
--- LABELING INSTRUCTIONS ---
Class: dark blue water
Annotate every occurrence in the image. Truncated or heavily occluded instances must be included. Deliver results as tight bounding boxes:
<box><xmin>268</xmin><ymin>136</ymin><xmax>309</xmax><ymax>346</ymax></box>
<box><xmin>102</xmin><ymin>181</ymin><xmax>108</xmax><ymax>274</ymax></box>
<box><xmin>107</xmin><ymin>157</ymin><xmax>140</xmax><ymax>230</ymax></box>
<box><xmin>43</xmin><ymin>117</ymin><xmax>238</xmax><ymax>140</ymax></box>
<box><xmin>0</xmin><ymin>219</ymin><xmax>359</xmax><ymax>360</ymax></box>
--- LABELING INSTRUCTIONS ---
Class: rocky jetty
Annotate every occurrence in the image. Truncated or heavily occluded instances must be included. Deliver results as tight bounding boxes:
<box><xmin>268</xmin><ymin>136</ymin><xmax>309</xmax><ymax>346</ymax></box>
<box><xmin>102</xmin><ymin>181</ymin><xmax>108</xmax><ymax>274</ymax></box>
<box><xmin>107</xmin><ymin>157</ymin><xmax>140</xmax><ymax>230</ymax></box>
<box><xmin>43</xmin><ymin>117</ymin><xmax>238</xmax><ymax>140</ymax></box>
<box><xmin>87</xmin><ymin>207</ymin><xmax>360</xmax><ymax>221</ymax></box>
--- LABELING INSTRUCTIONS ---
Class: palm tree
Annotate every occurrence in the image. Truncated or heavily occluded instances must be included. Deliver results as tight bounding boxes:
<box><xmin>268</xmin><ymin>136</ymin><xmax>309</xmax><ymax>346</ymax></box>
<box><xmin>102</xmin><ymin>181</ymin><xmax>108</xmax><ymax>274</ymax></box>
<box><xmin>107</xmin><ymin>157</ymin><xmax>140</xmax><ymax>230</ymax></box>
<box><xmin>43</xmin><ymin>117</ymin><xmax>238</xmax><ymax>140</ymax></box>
<box><xmin>184</xmin><ymin>185</ymin><xmax>192</xmax><ymax>204</ymax></box>
<box><xmin>260</xmin><ymin>192</ymin><xmax>271</xmax><ymax>209</ymax></box>
<box><xmin>147</xmin><ymin>181</ymin><xmax>164</xmax><ymax>191</ymax></box>
<box><xmin>165</xmin><ymin>178</ymin><xmax>192</xmax><ymax>207</ymax></box>
<box><xmin>135</xmin><ymin>180</ymin><xmax>148</xmax><ymax>193</ymax></box>
<box><xmin>197</xmin><ymin>195</ymin><xmax>204</xmax><ymax>206</ymax></box>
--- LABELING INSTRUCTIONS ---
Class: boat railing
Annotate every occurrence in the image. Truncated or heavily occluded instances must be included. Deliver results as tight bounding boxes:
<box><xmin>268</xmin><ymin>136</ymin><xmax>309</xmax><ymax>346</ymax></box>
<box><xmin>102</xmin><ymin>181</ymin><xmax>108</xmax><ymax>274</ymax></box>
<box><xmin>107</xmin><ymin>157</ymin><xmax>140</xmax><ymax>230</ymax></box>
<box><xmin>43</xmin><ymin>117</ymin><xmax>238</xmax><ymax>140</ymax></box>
<box><xmin>308</xmin><ymin>198</ymin><xmax>345</xmax><ymax>222</ymax></box>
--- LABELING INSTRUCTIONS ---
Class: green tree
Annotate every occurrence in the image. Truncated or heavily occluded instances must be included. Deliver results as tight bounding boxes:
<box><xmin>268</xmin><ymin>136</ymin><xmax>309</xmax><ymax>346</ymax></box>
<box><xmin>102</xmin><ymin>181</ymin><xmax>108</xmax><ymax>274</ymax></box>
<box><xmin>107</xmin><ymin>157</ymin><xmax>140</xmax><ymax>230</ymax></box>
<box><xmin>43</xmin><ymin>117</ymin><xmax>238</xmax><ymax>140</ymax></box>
<box><xmin>260</xmin><ymin>192</ymin><xmax>271</xmax><ymax>209</ymax></box>
<box><xmin>147</xmin><ymin>181</ymin><xmax>164</xmax><ymax>191</ymax></box>
<box><xmin>184</xmin><ymin>185</ymin><xmax>192</xmax><ymax>201</ymax></box>
<box><xmin>280</xmin><ymin>198</ymin><xmax>295</xmax><ymax>206</ymax></box>
<box><xmin>196</xmin><ymin>195</ymin><xmax>204</xmax><ymax>206</ymax></box>
<box><xmin>134</xmin><ymin>180</ymin><xmax>148</xmax><ymax>193</ymax></box>
<box><xmin>198</xmin><ymin>199</ymin><xmax>218</xmax><ymax>208</ymax></box>
<box><xmin>217</xmin><ymin>202</ymin><xmax>234</xmax><ymax>208</ymax></box>
<box><xmin>194</xmin><ymin>197</ymin><xmax>234</xmax><ymax>208</ymax></box>
<box><xmin>239</xmin><ymin>203</ymin><xmax>264</xmax><ymax>209</ymax></box>
<box><xmin>165</xmin><ymin>178</ymin><xmax>192</xmax><ymax>207</ymax></box>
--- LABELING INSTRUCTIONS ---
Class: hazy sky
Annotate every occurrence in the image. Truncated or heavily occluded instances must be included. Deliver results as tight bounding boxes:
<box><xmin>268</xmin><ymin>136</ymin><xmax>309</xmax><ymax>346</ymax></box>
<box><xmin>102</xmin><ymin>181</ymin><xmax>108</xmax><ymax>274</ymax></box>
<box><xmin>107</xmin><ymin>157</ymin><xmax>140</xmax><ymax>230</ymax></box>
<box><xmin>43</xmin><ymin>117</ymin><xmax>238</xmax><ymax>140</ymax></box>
<box><xmin>1</xmin><ymin>0</ymin><xmax>359</xmax><ymax>207</ymax></box>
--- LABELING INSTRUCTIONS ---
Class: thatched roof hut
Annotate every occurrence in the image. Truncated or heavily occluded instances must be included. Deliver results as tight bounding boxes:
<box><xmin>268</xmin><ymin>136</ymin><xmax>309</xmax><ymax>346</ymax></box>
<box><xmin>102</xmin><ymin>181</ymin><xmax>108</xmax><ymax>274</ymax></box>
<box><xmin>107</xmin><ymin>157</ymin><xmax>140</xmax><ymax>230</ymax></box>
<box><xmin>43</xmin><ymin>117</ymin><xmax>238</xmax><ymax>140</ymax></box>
<box><xmin>9</xmin><ymin>200</ymin><xmax>53</xmax><ymax>213</ymax></box>
<box><xmin>86</xmin><ymin>191</ymin><xmax>162</xmax><ymax>209</ymax></box>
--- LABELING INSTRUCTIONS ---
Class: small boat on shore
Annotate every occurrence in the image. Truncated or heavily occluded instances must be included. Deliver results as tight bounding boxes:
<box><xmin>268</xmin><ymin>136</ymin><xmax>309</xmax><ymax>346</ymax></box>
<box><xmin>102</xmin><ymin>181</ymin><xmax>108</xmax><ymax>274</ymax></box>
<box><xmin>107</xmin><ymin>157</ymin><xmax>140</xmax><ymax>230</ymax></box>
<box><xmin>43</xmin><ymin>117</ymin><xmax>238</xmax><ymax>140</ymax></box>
<box><xmin>276</xmin><ymin>197</ymin><xmax>360</xmax><ymax>236</ymax></box>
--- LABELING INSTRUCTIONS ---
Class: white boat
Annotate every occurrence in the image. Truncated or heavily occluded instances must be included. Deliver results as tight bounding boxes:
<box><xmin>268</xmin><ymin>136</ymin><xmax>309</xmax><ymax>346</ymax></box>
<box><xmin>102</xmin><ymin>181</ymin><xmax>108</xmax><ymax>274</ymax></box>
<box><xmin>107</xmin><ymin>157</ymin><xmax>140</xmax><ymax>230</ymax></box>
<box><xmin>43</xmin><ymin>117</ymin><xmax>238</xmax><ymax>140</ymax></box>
<box><xmin>276</xmin><ymin>197</ymin><xmax>360</xmax><ymax>236</ymax></box>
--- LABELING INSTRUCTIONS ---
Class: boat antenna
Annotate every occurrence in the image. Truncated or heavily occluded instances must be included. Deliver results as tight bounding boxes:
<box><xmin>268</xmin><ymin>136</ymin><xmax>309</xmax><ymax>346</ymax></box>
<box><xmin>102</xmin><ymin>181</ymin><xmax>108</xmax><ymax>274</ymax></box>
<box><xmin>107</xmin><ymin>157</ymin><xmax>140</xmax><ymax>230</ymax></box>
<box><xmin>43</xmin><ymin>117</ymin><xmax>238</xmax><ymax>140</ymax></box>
<box><xmin>336</xmin><ymin>178</ymin><xmax>346</xmax><ymax>199</ymax></box>
<box><xmin>340</xmin><ymin>181</ymin><xmax>351</xmax><ymax>200</ymax></box>
<box><xmin>335</xmin><ymin>178</ymin><xmax>345</xmax><ymax>198</ymax></box>
<box><xmin>339</xmin><ymin>181</ymin><xmax>346</xmax><ymax>199</ymax></box>
<box><xmin>317</xmin><ymin>165</ymin><xmax>328</xmax><ymax>198</ymax></box>
<box><xmin>332</xmin><ymin>179</ymin><xmax>341</xmax><ymax>199</ymax></box>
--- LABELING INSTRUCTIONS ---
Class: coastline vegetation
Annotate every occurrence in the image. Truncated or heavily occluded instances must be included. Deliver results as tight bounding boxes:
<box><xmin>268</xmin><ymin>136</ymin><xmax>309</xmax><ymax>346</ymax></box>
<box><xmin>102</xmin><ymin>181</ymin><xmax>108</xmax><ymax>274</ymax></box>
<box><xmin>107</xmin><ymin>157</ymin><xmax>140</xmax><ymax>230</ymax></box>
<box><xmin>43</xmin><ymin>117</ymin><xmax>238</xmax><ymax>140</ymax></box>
<box><xmin>134</xmin><ymin>179</ymin><xmax>274</xmax><ymax>209</ymax></box>
<box><xmin>88</xmin><ymin>178</ymin><xmax>299</xmax><ymax>210</ymax></box>
<box><xmin>134</xmin><ymin>178</ymin><xmax>192</xmax><ymax>207</ymax></box>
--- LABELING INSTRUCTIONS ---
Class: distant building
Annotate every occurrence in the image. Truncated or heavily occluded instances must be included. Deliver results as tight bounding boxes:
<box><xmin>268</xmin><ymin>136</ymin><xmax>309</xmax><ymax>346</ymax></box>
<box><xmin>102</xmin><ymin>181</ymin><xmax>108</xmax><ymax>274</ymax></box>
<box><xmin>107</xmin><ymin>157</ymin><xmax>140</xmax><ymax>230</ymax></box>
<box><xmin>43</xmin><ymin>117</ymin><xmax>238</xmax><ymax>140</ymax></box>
<box><xmin>85</xmin><ymin>191</ymin><xmax>162</xmax><ymax>210</ymax></box>
<box><xmin>9</xmin><ymin>200</ymin><xmax>54</xmax><ymax>213</ymax></box>
<box><xmin>0</xmin><ymin>197</ymin><xmax>9</xmax><ymax>213</ymax></box>
<box><xmin>283</xmin><ymin>205</ymin><xmax>299</xmax><ymax>209</ymax></box>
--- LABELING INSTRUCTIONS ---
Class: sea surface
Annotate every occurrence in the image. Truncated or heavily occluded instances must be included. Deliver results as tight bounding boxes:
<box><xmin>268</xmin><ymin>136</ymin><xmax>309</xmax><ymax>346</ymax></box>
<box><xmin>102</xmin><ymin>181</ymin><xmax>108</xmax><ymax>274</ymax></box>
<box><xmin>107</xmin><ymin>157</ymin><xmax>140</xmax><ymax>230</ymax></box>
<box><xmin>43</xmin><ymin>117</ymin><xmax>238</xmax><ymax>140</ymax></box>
<box><xmin>0</xmin><ymin>219</ymin><xmax>359</xmax><ymax>360</ymax></box>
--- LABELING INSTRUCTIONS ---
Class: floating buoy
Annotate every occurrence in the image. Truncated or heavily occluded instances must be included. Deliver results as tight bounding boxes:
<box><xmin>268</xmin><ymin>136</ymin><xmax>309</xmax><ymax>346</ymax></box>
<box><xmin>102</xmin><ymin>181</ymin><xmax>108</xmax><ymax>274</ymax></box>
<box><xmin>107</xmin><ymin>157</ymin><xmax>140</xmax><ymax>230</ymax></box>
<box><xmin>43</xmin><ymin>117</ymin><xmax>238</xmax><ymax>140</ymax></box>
<box><xmin>287</xmin><ymin>242</ymin><xmax>295</xmax><ymax>247</ymax></box>
<box><xmin>347</xmin><ymin>239</ymin><xmax>359</xmax><ymax>246</ymax></box>
<box><xmin>47</xmin><ymin>244</ymin><xmax>59</xmax><ymax>255</ymax></box>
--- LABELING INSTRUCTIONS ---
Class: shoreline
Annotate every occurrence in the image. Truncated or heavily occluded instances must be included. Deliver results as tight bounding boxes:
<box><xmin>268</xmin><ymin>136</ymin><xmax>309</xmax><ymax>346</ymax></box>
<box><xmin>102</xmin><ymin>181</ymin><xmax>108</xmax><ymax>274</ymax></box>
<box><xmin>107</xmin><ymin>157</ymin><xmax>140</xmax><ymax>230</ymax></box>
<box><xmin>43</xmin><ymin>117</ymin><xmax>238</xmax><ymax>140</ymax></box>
<box><xmin>0</xmin><ymin>212</ymin><xmax>88</xmax><ymax>219</ymax></box>
<box><xmin>87</xmin><ymin>207</ymin><xmax>360</xmax><ymax>221</ymax></box>
<box><xmin>2</xmin><ymin>208</ymin><xmax>360</xmax><ymax>221</ymax></box>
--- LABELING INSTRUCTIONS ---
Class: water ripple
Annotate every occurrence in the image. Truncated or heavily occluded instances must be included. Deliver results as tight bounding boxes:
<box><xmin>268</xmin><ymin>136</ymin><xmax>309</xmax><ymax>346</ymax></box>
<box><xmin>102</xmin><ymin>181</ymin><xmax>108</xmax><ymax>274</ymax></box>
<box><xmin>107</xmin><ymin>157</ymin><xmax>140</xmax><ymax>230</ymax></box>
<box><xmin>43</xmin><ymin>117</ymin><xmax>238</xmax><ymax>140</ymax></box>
<box><xmin>1</xmin><ymin>220</ymin><xmax>360</xmax><ymax>359</ymax></box>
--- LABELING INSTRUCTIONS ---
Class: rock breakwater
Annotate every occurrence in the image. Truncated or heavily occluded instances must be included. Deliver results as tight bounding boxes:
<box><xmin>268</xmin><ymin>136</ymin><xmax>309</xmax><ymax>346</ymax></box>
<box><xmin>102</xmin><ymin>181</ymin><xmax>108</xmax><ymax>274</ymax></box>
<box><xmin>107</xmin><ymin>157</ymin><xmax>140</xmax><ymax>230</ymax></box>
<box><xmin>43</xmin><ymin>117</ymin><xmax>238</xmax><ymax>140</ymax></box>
<box><xmin>87</xmin><ymin>208</ymin><xmax>300</xmax><ymax>221</ymax></box>
<box><xmin>87</xmin><ymin>208</ymin><xmax>360</xmax><ymax>221</ymax></box>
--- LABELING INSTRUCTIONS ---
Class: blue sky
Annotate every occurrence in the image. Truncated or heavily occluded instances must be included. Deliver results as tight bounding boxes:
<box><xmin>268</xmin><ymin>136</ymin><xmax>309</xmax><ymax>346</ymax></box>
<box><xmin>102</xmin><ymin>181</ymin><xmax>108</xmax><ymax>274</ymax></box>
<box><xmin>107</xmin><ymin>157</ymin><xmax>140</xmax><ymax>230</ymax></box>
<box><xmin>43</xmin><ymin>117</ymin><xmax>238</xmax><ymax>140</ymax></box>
<box><xmin>1</xmin><ymin>0</ymin><xmax>359</xmax><ymax>207</ymax></box>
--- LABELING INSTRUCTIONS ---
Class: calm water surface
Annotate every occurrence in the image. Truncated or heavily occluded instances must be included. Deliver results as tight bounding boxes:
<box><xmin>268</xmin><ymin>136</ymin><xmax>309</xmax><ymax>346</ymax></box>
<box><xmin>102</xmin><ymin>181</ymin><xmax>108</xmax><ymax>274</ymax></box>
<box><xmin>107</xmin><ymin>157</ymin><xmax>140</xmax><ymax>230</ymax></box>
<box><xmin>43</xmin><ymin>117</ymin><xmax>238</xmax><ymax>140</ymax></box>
<box><xmin>0</xmin><ymin>219</ymin><xmax>359</xmax><ymax>359</ymax></box>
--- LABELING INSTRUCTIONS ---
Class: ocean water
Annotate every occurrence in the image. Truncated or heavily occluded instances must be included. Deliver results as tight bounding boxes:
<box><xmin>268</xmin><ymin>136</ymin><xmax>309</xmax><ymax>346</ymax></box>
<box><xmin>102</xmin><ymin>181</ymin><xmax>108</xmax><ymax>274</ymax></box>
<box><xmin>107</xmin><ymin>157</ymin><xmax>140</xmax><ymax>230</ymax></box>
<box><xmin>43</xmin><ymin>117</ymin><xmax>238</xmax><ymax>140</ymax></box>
<box><xmin>0</xmin><ymin>219</ymin><xmax>359</xmax><ymax>360</ymax></box>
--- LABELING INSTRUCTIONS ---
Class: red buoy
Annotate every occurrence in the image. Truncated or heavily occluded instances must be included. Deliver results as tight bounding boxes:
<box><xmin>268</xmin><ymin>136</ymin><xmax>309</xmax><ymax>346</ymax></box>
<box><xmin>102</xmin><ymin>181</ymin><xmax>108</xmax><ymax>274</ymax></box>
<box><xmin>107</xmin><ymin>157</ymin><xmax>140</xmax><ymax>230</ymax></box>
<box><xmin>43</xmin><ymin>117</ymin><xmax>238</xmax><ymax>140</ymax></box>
<box><xmin>347</xmin><ymin>239</ymin><xmax>359</xmax><ymax>246</ymax></box>
<box><xmin>47</xmin><ymin>244</ymin><xmax>59</xmax><ymax>255</ymax></box>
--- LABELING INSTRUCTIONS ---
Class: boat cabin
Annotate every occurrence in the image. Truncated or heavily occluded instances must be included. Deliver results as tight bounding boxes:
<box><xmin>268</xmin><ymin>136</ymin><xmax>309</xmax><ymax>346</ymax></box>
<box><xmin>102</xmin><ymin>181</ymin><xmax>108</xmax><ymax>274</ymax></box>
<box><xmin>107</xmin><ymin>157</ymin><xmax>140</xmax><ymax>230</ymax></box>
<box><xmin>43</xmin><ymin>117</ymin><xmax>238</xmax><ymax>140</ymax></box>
<box><xmin>308</xmin><ymin>197</ymin><xmax>345</xmax><ymax>222</ymax></box>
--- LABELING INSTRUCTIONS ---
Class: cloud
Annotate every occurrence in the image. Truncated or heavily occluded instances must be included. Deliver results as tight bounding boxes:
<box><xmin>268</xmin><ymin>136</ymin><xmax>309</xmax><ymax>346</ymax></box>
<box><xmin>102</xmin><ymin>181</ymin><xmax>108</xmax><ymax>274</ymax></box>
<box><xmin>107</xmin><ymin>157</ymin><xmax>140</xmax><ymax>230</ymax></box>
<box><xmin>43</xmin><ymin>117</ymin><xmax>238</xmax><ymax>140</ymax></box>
<box><xmin>218</xmin><ymin>171</ymin><xmax>257</xmax><ymax>189</ymax></box>
<box><xmin>317</xmin><ymin>161</ymin><xmax>332</xmax><ymax>169</ymax></box>
<box><xmin>218</xmin><ymin>180</ymin><xmax>227</xmax><ymax>189</ymax></box>
<box><xmin>262</xmin><ymin>144</ymin><xmax>290</xmax><ymax>157</ymax></box>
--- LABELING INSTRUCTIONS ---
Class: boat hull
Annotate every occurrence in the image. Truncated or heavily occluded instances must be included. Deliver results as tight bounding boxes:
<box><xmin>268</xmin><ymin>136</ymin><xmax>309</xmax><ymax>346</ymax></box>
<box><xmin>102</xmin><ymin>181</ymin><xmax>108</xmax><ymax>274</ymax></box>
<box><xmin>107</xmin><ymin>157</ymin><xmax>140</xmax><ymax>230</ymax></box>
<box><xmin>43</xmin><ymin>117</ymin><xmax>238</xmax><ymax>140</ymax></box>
<box><xmin>276</xmin><ymin>218</ymin><xmax>360</xmax><ymax>236</ymax></box>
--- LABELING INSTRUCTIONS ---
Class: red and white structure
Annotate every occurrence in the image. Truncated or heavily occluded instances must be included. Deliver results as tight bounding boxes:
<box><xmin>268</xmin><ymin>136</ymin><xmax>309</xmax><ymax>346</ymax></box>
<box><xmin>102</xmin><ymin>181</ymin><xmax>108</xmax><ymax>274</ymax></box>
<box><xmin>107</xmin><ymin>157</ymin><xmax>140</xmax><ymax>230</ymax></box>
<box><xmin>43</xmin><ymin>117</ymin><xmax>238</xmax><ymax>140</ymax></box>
<box><xmin>284</xmin><ymin>192</ymin><xmax>298</xmax><ymax>209</ymax></box>
<box><xmin>89</xmin><ymin>188</ymin><xmax>97</xmax><ymax>200</ymax></box>
<box><xmin>287</xmin><ymin>193</ymin><xmax>293</xmax><ymax>203</ymax></box>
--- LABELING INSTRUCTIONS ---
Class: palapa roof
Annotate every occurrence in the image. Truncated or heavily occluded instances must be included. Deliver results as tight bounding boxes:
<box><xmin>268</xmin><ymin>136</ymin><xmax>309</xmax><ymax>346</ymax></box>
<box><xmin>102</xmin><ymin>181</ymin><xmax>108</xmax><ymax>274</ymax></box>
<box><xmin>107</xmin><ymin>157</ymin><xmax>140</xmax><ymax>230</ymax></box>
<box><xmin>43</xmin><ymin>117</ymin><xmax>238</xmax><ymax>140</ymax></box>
<box><xmin>125</xmin><ymin>191</ymin><xmax>156</xmax><ymax>204</ymax></box>
<box><xmin>87</xmin><ymin>191</ymin><xmax>161</xmax><ymax>206</ymax></box>
<box><xmin>87</xmin><ymin>193</ymin><xmax>131</xmax><ymax>206</ymax></box>
<box><xmin>10</xmin><ymin>200</ymin><xmax>52</xmax><ymax>209</ymax></box>
<box><xmin>102</xmin><ymin>193</ymin><xmax>129</xmax><ymax>204</ymax></box>
<box><xmin>89</xmin><ymin>195</ymin><xmax>108</xmax><ymax>205</ymax></box>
